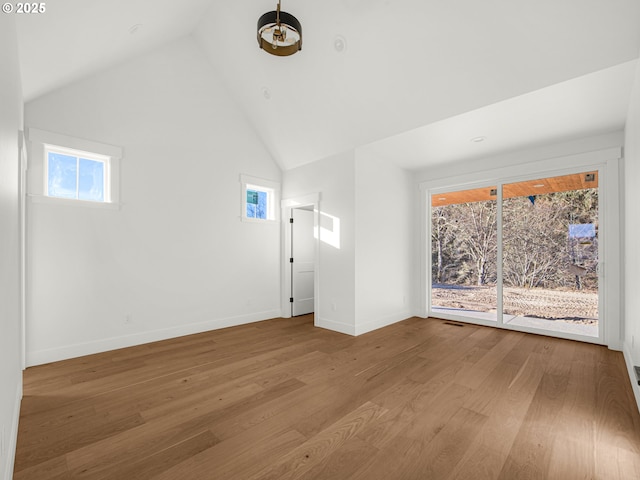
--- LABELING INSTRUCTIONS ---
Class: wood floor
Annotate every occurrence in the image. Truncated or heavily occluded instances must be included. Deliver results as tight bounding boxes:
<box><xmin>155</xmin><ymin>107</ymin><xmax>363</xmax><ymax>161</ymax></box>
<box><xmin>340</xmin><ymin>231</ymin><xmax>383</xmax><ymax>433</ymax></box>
<box><xmin>14</xmin><ymin>316</ymin><xmax>640</xmax><ymax>479</ymax></box>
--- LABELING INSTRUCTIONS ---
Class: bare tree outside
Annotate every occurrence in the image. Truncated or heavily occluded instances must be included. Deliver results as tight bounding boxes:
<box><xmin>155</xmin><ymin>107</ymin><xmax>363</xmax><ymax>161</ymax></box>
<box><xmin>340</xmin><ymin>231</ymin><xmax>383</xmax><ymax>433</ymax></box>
<box><xmin>432</xmin><ymin>201</ymin><xmax>498</xmax><ymax>287</ymax></box>
<box><xmin>503</xmin><ymin>190</ymin><xmax>598</xmax><ymax>290</ymax></box>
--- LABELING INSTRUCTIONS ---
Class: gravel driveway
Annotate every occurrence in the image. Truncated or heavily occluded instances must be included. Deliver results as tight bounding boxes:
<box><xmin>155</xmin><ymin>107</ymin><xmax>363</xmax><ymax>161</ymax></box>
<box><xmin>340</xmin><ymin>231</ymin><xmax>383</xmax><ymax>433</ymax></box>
<box><xmin>432</xmin><ymin>284</ymin><xmax>598</xmax><ymax>324</ymax></box>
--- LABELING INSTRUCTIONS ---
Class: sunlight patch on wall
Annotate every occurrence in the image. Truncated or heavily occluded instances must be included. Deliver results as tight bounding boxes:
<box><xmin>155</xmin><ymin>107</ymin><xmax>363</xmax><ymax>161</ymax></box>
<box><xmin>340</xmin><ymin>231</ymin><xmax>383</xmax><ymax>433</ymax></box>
<box><xmin>315</xmin><ymin>211</ymin><xmax>341</xmax><ymax>249</ymax></box>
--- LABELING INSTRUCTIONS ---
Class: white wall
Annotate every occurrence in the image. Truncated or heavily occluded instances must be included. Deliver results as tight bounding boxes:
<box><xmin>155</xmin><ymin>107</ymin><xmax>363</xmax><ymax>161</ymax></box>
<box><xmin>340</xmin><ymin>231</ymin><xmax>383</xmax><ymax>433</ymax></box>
<box><xmin>354</xmin><ymin>151</ymin><xmax>413</xmax><ymax>334</ymax></box>
<box><xmin>0</xmin><ymin>15</ymin><xmax>23</xmax><ymax>480</ymax></box>
<box><xmin>623</xmin><ymin>59</ymin><xmax>640</xmax><ymax>409</ymax></box>
<box><xmin>24</xmin><ymin>37</ymin><xmax>282</xmax><ymax>365</ymax></box>
<box><xmin>283</xmin><ymin>149</ymin><xmax>414</xmax><ymax>337</ymax></box>
<box><xmin>282</xmin><ymin>151</ymin><xmax>356</xmax><ymax>334</ymax></box>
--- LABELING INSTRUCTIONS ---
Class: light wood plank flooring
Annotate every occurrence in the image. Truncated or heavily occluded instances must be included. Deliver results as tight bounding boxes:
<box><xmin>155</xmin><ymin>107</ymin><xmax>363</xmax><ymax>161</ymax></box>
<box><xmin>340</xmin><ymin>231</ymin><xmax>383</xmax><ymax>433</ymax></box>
<box><xmin>14</xmin><ymin>316</ymin><xmax>640</xmax><ymax>479</ymax></box>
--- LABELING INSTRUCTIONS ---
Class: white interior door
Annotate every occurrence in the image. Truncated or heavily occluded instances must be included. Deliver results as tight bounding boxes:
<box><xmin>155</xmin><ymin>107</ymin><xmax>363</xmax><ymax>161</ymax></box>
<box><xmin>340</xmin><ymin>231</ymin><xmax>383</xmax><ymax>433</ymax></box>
<box><xmin>291</xmin><ymin>207</ymin><xmax>314</xmax><ymax>316</ymax></box>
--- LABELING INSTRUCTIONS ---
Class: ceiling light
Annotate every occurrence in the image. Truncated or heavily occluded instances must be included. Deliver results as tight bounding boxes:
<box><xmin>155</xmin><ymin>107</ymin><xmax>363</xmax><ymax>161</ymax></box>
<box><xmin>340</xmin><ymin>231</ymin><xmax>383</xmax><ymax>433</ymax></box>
<box><xmin>470</xmin><ymin>136</ymin><xmax>486</xmax><ymax>143</ymax></box>
<box><xmin>257</xmin><ymin>1</ymin><xmax>302</xmax><ymax>56</ymax></box>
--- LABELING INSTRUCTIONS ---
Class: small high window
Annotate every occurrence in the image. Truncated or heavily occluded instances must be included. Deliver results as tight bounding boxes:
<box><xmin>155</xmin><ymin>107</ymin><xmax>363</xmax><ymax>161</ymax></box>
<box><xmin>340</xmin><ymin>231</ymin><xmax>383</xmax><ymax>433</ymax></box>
<box><xmin>28</xmin><ymin>128</ymin><xmax>122</xmax><ymax>209</ymax></box>
<box><xmin>240</xmin><ymin>175</ymin><xmax>279</xmax><ymax>223</ymax></box>
<box><xmin>46</xmin><ymin>147</ymin><xmax>109</xmax><ymax>202</ymax></box>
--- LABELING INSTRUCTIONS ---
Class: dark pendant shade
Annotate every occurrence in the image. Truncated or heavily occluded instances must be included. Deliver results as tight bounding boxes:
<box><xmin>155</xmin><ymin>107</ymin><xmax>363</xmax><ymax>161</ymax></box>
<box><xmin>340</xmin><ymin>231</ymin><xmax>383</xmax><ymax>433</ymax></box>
<box><xmin>257</xmin><ymin>2</ymin><xmax>302</xmax><ymax>56</ymax></box>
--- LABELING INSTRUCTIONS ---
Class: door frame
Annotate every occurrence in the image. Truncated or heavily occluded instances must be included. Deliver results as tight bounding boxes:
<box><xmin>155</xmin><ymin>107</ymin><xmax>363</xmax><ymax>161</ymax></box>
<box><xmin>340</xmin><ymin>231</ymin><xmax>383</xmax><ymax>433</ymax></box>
<box><xmin>281</xmin><ymin>193</ymin><xmax>320</xmax><ymax>322</ymax></box>
<box><xmin>419</xmin><ymin>147</ymin><xmax>622</xmax><ymax>349</ymax></box>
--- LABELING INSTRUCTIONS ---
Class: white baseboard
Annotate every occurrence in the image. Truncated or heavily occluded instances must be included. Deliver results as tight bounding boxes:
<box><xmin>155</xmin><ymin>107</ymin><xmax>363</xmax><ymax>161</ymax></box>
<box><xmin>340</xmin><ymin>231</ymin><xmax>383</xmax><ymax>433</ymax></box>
<box><xmin>315</xmin><ymin>311</ymin><xmax>412</xmax><ymax>337</ymax></box>
<box><xmin>623</xmin><ymin>342</ymin><xmax>640</xmax><ymax>416</ymax></box>
<box><xmin>26</xmin><ymin>309</ymin><xmax>281</xmax><ymax>366</ymax></box>
<box><xmin>608</xmin><ymin>341</ymin><xmax>624</xmax><ymax>352</ymax></box>
<box><xmin>355</xmin><ymin>311</ymin><xmax>412</xmax><ymax>336</ymax></box>
<box><xmin>315</xmin><ymin>317</ymin><xmax>356</xmax><ymax>336</ymax></box>
<box><xmin>4</xmin><ymin>381</ymin><xmax>21</xmax><ymax>480</ymax></box>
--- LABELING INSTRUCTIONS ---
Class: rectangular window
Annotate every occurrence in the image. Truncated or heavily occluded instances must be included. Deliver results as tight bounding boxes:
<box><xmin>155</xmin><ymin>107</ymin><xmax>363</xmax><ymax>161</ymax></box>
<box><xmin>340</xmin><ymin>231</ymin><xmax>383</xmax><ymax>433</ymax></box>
<box><xmin>240</xmin><ymin>174</ymin><xmax>280</xmax><ymax>223</ymax></box>
<box><xmin>45</xmin><ymin>146</ymin><xmax>109</xmax><ymax>203</ymax></box>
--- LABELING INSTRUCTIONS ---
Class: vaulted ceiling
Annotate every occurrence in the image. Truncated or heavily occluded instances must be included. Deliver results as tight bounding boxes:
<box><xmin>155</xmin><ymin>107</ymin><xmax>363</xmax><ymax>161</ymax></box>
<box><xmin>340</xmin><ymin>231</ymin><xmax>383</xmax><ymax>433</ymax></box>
<box><xmin>15</xmin><ymin>0</ymin><xmax>640</xmax><ymax>171</ymax></box>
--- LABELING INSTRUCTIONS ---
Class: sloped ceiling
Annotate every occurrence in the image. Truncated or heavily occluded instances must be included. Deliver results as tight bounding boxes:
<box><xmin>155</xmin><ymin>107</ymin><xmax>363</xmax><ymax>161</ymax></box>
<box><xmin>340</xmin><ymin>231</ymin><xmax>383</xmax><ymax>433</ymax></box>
<box><xmin>16</xmin><ymin>0</ymin><xmax>640</xmax><ymax>171</ymax></box>
<box><xmin>16</xmin><ymin>0</ymin><xmax>213</xmax><ymax>101</ymax></box>
<box><xmin>360</xmin><ymin>60</ymin><xmax>638</xmax><ymax>170</ymax></box>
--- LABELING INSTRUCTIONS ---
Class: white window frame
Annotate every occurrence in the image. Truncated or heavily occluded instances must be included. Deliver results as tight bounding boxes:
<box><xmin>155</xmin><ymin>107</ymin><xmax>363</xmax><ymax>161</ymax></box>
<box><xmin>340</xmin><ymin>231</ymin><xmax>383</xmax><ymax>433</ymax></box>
<box><xmin>419</xmin><ymin>147</ymin><xmax>622</xmax><ymax>349</ymax></box>
<box><xmin>44</xmin><ymin>144</ymin><xmax>111</xmax><ymax>203</ymax></box>
<box><xmin>27</xmin><ymin>128</ymin><xmax>122</xmax><ymax>209</ymax></box>
<box><xmin>240</xmin><ymin>174</ymin><xmax>280</xmax><ymax>223</ymax></box>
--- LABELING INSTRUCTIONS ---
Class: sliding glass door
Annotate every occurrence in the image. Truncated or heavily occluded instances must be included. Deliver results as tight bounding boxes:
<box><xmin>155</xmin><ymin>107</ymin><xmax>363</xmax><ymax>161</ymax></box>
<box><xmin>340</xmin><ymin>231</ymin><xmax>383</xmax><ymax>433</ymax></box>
<box><xmin>429</xmin><ymin>170</ymin><xmax>600</xmax><ymax>340</ymax></box>
<box><xmin>431</xmin><ymin>186</ymin><xmax>498</xmax><ymax>322</ymax></box>
<box><xmin>502</xmin><ymin>172</ymin><xmax>599</xmax><ymax>337</ymax></box>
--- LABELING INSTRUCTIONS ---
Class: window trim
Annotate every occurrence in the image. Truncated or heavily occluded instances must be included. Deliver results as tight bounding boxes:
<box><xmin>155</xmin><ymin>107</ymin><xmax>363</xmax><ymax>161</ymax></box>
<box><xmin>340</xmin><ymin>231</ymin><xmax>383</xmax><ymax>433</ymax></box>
<box><xmin>240</xmin><ymin>174</ymin><xmax>280</xmax><ymax>223</ymax></box>
<box><xmin>27</xmin><ymin>128</ymin><xmax>123</xmax><ymax>209</ymax></box>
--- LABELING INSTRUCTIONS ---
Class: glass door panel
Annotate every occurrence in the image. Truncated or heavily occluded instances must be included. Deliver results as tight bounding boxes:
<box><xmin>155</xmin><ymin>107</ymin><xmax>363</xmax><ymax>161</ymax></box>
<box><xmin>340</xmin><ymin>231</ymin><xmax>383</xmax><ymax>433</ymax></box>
<box><xmin>431</xmin><ymin>186</ymin><xmax>498</xmax><ymax>322</ymax></box>
<box><xmin>502</xmin><ymin>172</ymin><xmax>599</xmax><ymax>337</ymax></box>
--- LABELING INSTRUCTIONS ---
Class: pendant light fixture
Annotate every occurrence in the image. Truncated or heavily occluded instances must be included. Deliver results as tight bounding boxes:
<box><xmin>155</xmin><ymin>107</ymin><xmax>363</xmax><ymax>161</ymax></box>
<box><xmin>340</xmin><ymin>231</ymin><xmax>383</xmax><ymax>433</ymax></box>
<box><xmin>257</xmin><ymin>1</ymin><xmax>302</xmax><ymax>56</ymax></box>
